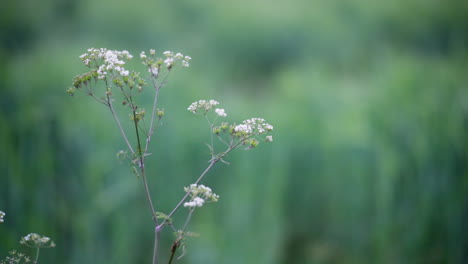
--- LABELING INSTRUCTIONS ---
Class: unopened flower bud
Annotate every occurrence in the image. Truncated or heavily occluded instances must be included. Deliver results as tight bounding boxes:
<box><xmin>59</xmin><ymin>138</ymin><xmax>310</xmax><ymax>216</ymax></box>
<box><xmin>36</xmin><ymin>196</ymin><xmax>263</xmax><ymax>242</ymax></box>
<box><xmin>157</xmin><ymin>109</ymin><xmax>165</xmax><ymax>120</ymax></box>
<box><xmin>249</xmin><ymin>139</ymin><xmax>259</xmax><ymax>148</ymax></box>
<box><xmin>220</xmin><ymin>122</ymin><xmax>229</xmax><ymax>131</ymax></box>
<box><xmin>66</xmin><ymin>87</ymin><xmax>75</xmax><ymax>96</ymax></box>
<box><xmin>212</xmin><ymin>127</ymin><xmax>221</xmax><ymax>135</ymax></box>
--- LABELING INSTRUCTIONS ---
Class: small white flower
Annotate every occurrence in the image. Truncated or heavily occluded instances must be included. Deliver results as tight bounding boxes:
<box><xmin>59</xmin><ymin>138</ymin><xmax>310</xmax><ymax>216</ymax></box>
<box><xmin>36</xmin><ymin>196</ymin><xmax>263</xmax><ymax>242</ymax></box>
<box><xmin>164</xmin><ymin>57</ymin><xmax>174</xmax><ymax>67</ymax></box>
<box><xmin>215</xmin><ymin>108</ymin><xmax>227</xmax><ymax>117</ymax></box>
<box><xmin>0</xmin><ymin>211</ymin><xmax>5</xmax><ymax>223</ymax></box>
<box><xmin>121</xmin><ymin>50</ymin><xmax>133</xmax><ymax>59</ymax></box>
<box><xmin>184</xmin><ymin>197</ymin><xmax>205</xmax><ymax>208</ymax></box>
<box><xmin>120</xmin><ymin>69</ymin><xmax>129</xmax><ymax>76</ymax></box>
<box><xmin>193</xmin><ymin>197</ymin><xmax>205</xmax><ymax>207</ymax></box>
<box><xmin>182</xmin><ymin>60</ymin><xmax>190</xmax><ymax>67</ymax></box>
<box><xmin>174</xmin><ymin>52</ymin><xmax>183</xmax><ymax>59</ymax></box>
<box><xmin>265</xmin><ymin>135</ymin><xmax>273</xmax><ymax>142</ymax></box>
<box><xmin>97</xmin><ymin>65</ymin><xmax>107</xmax><ymax>79</ymax></box>
<box><xmin>140</xmin><ymin>51</ymin><xmax>147</xmax><ymax>59</ymax></box>
<box><xmin>163</xmin><ymin>51</ymin><xmax>173</xmax><ymax>57</ymax></box>
<box><xmin>150</xmin><ymin>49</ymin><xmax>156</xmax><ymax>55</ymax></box>
<box><xmin>234</xmin><ymin>124</ymin><xmax>253</xmax><ymax>134</ymax></box>
<box><xmin>209</xmin><ymin>100</ymin><xmax>219</xmax><ymax>106</ymax></box>
<box><xmin>149</xmin><ymin>66</ymin><xmax>159</xmax><ymax>76</ymax></box>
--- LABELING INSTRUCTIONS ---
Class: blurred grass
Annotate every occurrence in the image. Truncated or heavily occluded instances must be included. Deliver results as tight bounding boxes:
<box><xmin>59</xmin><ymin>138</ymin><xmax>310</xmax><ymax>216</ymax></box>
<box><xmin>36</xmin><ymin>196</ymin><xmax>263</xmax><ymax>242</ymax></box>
<box><xmin>1</xmin><ymin>0</ymin><xmax>467</xmax><ymax>263</ymax></box>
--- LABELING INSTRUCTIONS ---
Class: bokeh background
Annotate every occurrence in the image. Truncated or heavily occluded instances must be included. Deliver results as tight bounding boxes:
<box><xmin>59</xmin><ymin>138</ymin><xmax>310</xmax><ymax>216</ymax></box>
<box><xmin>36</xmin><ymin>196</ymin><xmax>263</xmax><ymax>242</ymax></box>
<box><xmin>1</xmin><ymin>0</ymin><xmax>468</xmax><ymax>263</ymax></box>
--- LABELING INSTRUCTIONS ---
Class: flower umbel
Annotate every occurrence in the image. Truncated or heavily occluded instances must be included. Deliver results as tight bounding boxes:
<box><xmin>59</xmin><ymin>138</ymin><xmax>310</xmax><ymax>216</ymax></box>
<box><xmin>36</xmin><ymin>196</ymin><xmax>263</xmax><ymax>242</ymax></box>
<box><xmin>0</xmin><ymin>211</ymin><xmax>5</xmax><ymax>223</ymax></box>
<box><xmin>234</xmin><ymin>118</ymin><xmax>273</xmax><ymax>137</ymax></box>
<box><xmin>187</xmin><ymin>100</ymin><xmax>220</xmax><ymax>114</ymax></box>
<box><xmin>79</xmin><ymin>48</ymin><xmax>133</xmax><ymax>79</ymax></box>
<box><xmin>20</xmin><ymin>233</ymin><xmax>56</xmax><ymax>248</ymax></box>
<box><xmin>183</xmin><ymin>184</ymin><xmax>219</xmax><ymax>208</ymax></box>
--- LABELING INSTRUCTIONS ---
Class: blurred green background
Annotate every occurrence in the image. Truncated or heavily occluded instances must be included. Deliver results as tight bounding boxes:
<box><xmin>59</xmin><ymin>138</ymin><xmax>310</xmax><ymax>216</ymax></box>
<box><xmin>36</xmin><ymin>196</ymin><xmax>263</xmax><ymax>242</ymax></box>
<box><xmin>1</xmin><ymin>0</ymin><xmax>467</xmax><ymax>263</ymax></box>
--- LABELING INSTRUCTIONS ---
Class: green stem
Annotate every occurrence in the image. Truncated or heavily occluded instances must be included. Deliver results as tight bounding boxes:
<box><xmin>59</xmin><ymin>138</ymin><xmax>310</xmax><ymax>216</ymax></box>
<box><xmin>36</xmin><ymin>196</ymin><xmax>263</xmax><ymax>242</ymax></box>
<box><xmin>130</xmin><ymin>102</ymin><xmax>160</xmax><ymax>264</ymax></box>
<box><xmin>34</xmin><ymin>248</ymin><xmax>40</xmax><ymax>264</ymax></box>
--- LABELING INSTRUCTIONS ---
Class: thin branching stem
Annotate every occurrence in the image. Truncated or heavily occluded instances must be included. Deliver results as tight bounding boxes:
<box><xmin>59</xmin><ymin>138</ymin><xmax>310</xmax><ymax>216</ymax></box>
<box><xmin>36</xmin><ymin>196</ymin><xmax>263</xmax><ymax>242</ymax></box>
<box><xmin>107</xmin><ymin>94</ymin><xmax>135</xmax><ymax>155</ymax></box>
<box><xmin>164</xmin><ymin>159</ymin><xmax>219</xmax><ymax>222</ymax></box>
<box><xmin>145</xmin><ymin>73</ymin><xmax>170</xmax><ymax>154</ymax></box>
<box><xmin>182</xmin><ymin>209</ymin><xmax>195</xmax><ymax>231</ymax></box>
<box><xmin>159</xmin><ymin>141</ymin><xmax>242</xmax><ymax>229</ymax></box>
<box><xmin>129</xmin><ymin>99</ymin><xmax>158</xmax><ymax>223</ymax></box>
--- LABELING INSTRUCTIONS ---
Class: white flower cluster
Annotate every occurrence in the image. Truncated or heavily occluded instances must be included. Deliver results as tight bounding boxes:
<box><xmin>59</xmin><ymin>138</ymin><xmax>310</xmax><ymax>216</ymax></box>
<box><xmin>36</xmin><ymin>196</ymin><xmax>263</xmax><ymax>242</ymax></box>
<box><xmin>0</xmin><ymin>211</ymin><xmax>5</xmax><ymax>223</ymax></box>
<box><xmin>234</xmin><ymin>118</ymin><xmax>274</xmax><ymax>136</ymax></box>
<box><xmin>141</xmin><ymin>50</ymin><xmax>191</xmax><ymax>70</ymax></box>
<box><xmin>184</xmin><ymin>197</ymin><xmax>205</xmax><ymax>208</ymax></box>
<box><xmin>1</xmin><ymin>250</ymin><xmax>31</xmax><ymax>264</ymax></box>
<box><xmin>215</xmin><ymin>108</ymin><xmax>227</xmax><ymax>117</ymax></box>
<box><xmin>187</xmin><ymin>100</ymin><xmax>223</xmax><ymax>114</ymax></box>
<box><xmin>20</xmin><ymin>233</ymin><xmax>56</xmax><ymax>248</ymax></box>
<box><xmin>163</xmin><ymin>51</ymin><xmax>191</xmax><ymax>68</ymax></box>
<box><xmin>183</xmin><ymin>184</ymin><xmax>219</xmax><ymax>208</ymax></box>
<box><xmin>79</xmin><ymin>48</ymin><xmax>133</xmax><ymax>79</ymax></box>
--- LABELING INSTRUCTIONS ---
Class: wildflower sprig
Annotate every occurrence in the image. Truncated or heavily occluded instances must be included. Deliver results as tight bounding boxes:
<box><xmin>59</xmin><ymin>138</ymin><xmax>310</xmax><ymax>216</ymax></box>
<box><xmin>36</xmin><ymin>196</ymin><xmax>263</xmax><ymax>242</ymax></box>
<box><xmin>18</xmin><ymin>233</ymin><xmax>55</xmax><ymax>264</ymax></box>
<box><xmin>0</xmin><ymin>211</ymin><xmax>55</xmax><ymax>264</ymax></box>
<box><xmin>69</xmin><ymin>48</ymin><xmax>274</xmax><ymax>264</ymax></box>
<box><xmin>187</xmin><ymin>100</ymin><xmax>274</xmax><ymax>152</ymax></box>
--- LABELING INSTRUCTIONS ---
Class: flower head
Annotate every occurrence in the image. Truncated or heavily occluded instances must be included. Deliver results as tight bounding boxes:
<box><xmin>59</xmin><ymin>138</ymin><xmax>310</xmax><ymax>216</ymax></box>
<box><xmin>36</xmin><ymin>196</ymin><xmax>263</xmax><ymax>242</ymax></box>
<box><xmin>234</xmin><ymin>118</ymin><xmax>273</xmax><ymax>137</ymax></box>
<box><xmin>20</xmin><ymin>233</ymin><xmax>56</xmax><ymax>248</ymax></box>
<box><xmin>184</xmin><ymin>197</ymin><xmax>205</xmax><ymax>208</ymax></box>
<box><xmin>215</xmin><ymin>108</ymin><xmax>227</xmax><ymax>117</ymax></box>
<box><xmin>79</xmin><ymin>48</ymin><xmax>133</xmax><ymax>79</ymax></box>
<box><xmin>149</xmin><ymin>66</ymin><xmax>159</xmax><ymax>76</ymax></box>
<box><xmin>183</xmin><ymin>184</ymin><xmax>219</xmax><ymax>208</ymax></box>
<box><xmin>187</xmin><ymin>99</ymin><xmax>220</xmax><ymax>114</ymax></box>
